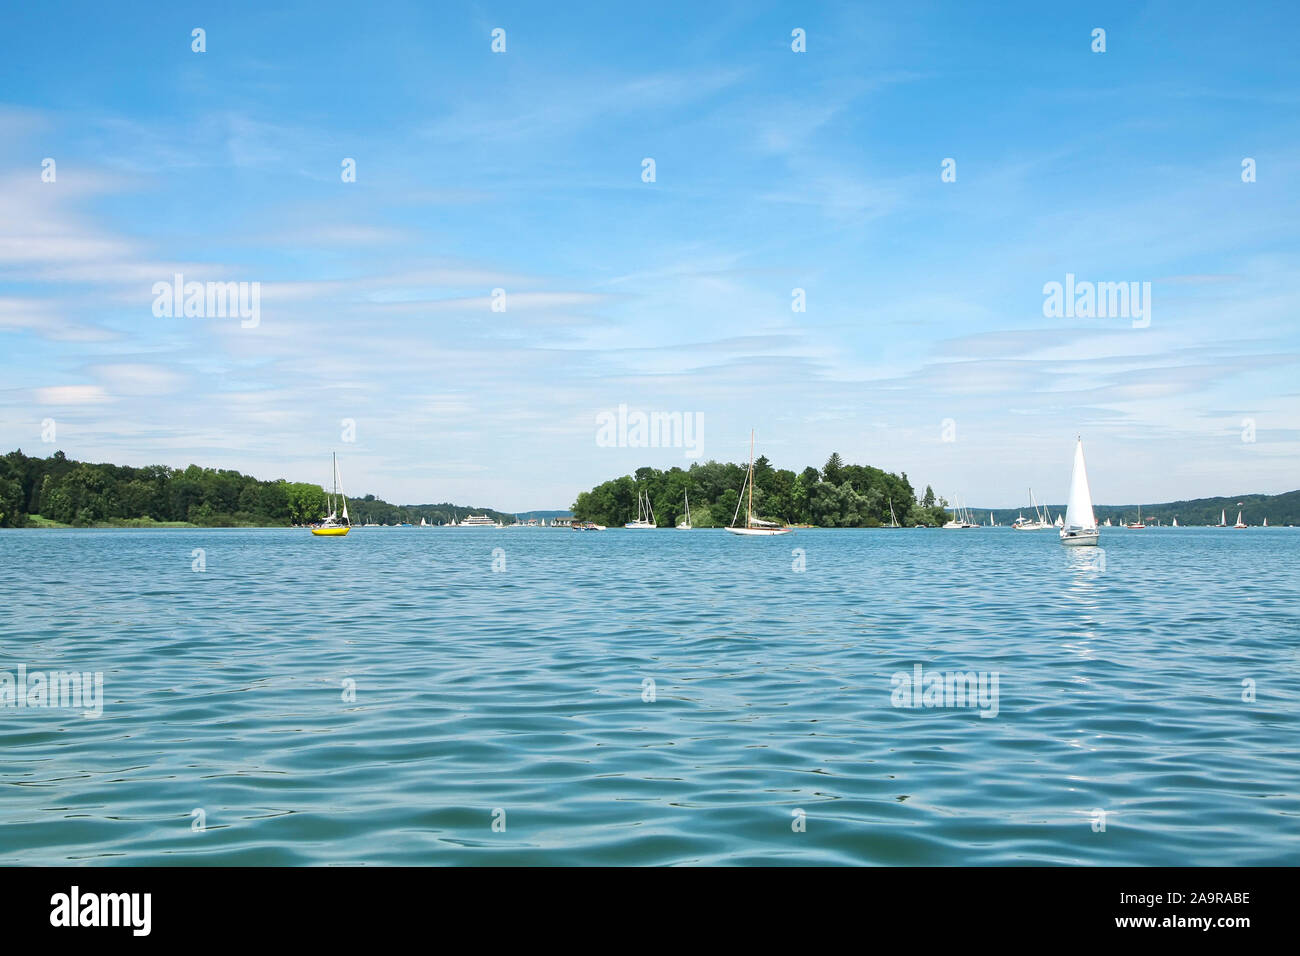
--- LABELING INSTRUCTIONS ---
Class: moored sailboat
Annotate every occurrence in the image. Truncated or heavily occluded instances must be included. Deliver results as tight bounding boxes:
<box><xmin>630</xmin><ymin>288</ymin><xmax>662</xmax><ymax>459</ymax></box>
<box><xmin>312</xmin><ymin>453</ymin><xmax>351</xmax><ymax>536</ymax></box>
<box><xmin>1059</xmin><ymin>437</ymin><xmax>1099</xmax><ymax>547</ymax></box>
<box><xmin>625</xmin><ymin>490</ymin><xmax>657</xmax><ymax>529</ymax></box>
<box><xmin>727</xmin><ymin>430</ymin><xmax>792</xmax><ymax>535</ymax></box>
<box><xmin>676</xmin><ymin>489</ymin><xmax>692</xmax><ymax>530</ymax></box>
<box><xmin>1012</xmin><ymin>489</ymin><xmax>1052</xmax><ymax>530</ymax></box>
<box><xmin>942</xmin><ymin>498</ymin><xmax>979</xmax><ymax>528</ymax></box>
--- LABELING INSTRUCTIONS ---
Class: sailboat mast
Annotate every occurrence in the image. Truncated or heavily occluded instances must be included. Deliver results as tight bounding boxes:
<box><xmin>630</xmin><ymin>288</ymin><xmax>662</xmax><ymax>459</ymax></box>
<box><xmin>327</xmin><ymin>454</ymin><xmax>336</xmax><ymax>514</ymax></box>
<box><xmin>747</xmin><ymin>429</ymin><xmax>755</xmax><ymax>529</ymax></box>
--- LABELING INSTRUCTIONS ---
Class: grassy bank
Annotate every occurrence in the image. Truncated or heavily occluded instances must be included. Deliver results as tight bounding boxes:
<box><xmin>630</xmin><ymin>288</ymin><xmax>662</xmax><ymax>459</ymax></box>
<box><xmin>22</xmin><ymin>514</ymin><xmax>201</xmax><ymax>529</ymax></box>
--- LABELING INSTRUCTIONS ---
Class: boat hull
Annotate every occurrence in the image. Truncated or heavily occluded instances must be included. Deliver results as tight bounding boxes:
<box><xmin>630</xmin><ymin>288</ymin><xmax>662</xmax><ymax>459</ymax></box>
<box><xmin>1060</xmin><ymin>530</ymin><xmax>1099</xmax><ymax>547</ymax></box>
<box><xmin>727</xmin><ymin>526</ymin><xmax>792</xmax><ymax>536</ymax></box>
<box><xmin>311</xmin><ymin>526</ymin><xmax>350</xmax><ymax>536</ymax></box>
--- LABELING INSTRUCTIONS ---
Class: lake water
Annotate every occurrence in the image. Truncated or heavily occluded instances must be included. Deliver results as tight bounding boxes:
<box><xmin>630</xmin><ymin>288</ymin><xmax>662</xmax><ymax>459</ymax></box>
<box><xmin>1</xmin><ymin>526</ymin><xmax>1297</xmax><ymax>865</ymax></box>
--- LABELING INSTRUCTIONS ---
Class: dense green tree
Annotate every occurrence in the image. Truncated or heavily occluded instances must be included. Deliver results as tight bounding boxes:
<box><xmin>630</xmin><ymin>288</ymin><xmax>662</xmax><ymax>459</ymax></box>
<box><xmin>570</xmin><ymin>454</ymin><xmax>933</xmax><ymax>528</ymax></box>
<box><xmin>823</xmin><ymin>452</ymin><xmax>844</xmax><ymax>485</ymax></box>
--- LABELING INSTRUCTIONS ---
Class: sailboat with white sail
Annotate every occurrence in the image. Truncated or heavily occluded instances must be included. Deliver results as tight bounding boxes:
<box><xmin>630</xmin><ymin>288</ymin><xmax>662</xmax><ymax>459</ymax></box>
<box><xmin>625</xmin><ymin>490</ymin><xmax>656</xmax><ymax>529</ymax></box>
<box><xmin>727</xmin><ymin>430</ymin><xmax>792</xmax><ymax>535</ymax></box>
<box><xmin>312</xmin><ymin>453</ymin><xmax>351</xmax><ymax>536</ymax></box>
<box><xmin>676</xmin><ymin>489</ymin><xmax>692</xmax><ymax>530</ymax></box>
<box><xmin>1059</xmin><ymin>437</ymin><xmax>1099</xmax><ymax>547</ymax></box>
<box><xmin>1234</xmin><ymin>510</ymin><xmax>1247</xmax><ymax>529</ymax></box>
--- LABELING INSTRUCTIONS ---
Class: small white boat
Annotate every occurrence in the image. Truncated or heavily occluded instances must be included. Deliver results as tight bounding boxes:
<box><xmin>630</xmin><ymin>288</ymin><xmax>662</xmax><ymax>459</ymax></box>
<box><xmin>727</xmin><ymin>430</ymin><xmax>792</xmax><ymax>535</ymax></box>
<box><xmin>1217</xmin><ymin>509</ymin><xmax>1227</xmax><ymax>527</ymax></box>
<box><xmin>676</xmin><ymin>489</ymin><xmax>692</xmax><ymax>530</ymax></box>
<box><xmin>1059</xmin><ymin>437</ymin><xmax>1099</xmax><ymax>547</ymax></box>
<box><xmin>1171</xmin><ymin>517</ymin><xmax>1178</xmax><ymax>527</ymax></box>
<box><xmin>1234</xmin><ymin>510</ymin><xmax>1247</xmax><ymax>529</ymax></box>
<box><xmin>625</xmin><ymin>490</ymin><xmax>657</xmax><ymax>529</ymax></box>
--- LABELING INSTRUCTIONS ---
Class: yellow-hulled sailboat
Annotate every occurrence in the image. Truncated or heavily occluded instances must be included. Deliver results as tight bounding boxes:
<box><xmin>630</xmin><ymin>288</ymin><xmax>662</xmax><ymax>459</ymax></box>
<box><xmin>312</xmin><ymin>452</ymin><xmax>351</xmax><ymax>536</ymax></box>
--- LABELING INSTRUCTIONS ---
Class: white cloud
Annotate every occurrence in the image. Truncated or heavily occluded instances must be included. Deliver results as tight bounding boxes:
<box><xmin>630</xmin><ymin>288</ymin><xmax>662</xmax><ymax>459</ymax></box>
<box><xmin>33</xmin><ymin>385</ymin><xmax>111</xmax><ymax>405</ymax></box>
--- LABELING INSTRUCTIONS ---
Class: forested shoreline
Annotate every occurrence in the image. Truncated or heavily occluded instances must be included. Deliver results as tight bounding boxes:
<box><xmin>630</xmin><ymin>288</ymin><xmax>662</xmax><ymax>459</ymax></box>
<box><xmin>0</xmin><ymin>450</ymin><xmax>512</xmax><ymax>528</ymax></box>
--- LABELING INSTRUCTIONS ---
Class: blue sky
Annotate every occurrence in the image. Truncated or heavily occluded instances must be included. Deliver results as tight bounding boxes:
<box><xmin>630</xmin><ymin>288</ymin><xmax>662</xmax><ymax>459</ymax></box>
<box><xmin>1</xmin><ymin>1</ymin><xmax>1297</xmax><ymax>509</ymax></box>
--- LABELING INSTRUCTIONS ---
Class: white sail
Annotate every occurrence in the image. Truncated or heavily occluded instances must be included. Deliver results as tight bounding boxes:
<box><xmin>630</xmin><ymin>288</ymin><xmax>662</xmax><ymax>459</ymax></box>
<box><xmin>1063</xmin><ymin>438</ymin><xmax>1096</xmax><ymax>531</ymax></box>
<box><xmin>336</xmin><ymin>456</ymin><xmax>349</xmax><ymax>522</ymax></box>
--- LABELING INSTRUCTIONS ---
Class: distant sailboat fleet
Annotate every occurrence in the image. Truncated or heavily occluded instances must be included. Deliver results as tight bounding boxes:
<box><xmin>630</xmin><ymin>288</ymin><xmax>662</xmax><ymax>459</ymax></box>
<box><xmin>309</xmin><ymin>440</ymin><xmax>1281</xmax><ymax>539</ymax></box>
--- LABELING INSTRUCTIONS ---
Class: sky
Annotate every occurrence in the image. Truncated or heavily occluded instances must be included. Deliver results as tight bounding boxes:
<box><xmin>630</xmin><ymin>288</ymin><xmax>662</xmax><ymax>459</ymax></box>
<box><xmin>1</xmin><ymin>0</ymin><xmax>1297</xmax><ymax>510</ymax></box>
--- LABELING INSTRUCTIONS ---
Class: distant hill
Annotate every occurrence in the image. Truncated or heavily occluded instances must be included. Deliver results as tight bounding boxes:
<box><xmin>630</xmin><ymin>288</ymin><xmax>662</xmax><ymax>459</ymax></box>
<box><xmin>979</xmin><ymin>491</ymin><xmax>1300</xmax><ymax>527</ymax></box>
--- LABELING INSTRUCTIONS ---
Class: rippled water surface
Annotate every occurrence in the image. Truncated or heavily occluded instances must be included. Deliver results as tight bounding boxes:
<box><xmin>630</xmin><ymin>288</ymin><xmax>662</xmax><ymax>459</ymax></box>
<box><xmin>2</xmin><ymin>526</ymin><xmax>1298</xmax><ymax>865</ymax></box>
